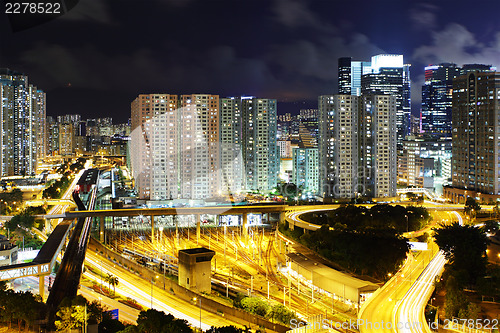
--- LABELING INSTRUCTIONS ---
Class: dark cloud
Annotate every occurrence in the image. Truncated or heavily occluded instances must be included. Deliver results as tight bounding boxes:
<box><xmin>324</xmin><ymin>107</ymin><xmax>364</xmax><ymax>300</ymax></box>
<box><xmin>409</xmin><ymin>3</ymin><xmax>438</xmax><ymax>31</ymax></box>
<box><xmin>3</xmin><ymin>0</ymin><xmax>500</xmax><ymax>121</ymax></box>
<box><xmin>60</xmin><ymin>1</ymin><xmax>114</xmax><ymax>24</ymax></box>
<box><xmin>412</xmin><ymin>24</ymin><xmax>500</xmax><ymax>67</ymax></box>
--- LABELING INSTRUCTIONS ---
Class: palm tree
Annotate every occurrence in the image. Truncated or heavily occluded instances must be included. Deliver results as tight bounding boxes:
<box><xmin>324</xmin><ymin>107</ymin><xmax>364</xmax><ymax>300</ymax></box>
<box><xmin>107</xmin><ymin>274</ymin><xmax>119</xmax><ymax>295</ymax></box>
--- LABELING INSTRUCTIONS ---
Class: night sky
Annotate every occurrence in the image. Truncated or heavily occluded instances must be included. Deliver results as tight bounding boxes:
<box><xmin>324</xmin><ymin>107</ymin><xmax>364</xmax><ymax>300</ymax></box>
<box><xmin>1</xmin><ymin>0</ymin><xmax>499</xmax><ymax>123</ymax></box>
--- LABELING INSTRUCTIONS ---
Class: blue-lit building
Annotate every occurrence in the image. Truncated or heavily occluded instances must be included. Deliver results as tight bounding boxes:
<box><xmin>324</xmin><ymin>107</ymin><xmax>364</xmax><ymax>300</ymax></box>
<box><xmin>421</xmin><ymin>63</ymin><xmax>461</xmax><ymax>138</ymax></box>
<box><xmin>339</xmin><ymin>55</ymin><xmax>411</xmax><ymax>149</ymax></box>
<box><xmin>421</xmin><ymin>63</ymin><xmax>496</xmax><ymax>140</ymax></box>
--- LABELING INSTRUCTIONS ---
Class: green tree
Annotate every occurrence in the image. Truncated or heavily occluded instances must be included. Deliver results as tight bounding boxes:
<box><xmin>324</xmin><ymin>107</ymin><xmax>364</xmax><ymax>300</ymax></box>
<box><xmin>240</xmin><ymin>297</ymin><xmax>270</xmax><ymax>317</ymax></box>
<box><xmin>6</xmin><ymin>211</ymin><xmax>35</xmax><ymax>231</ymax></box>
<box><xmin>55</xmin><ymin>302</ymin><xmax>86</xmax><ymax>331</ymax></box>
<box><xmin>117</xmin><ymin>326</ymin><xmax>139</xmax><ymax>333</ymax></box>
<box><xmin>99</xmin><ymin>317</ymin><xmax>125</xmax><ymax>333</ymax></box>
<box><xmin>206</xmin><ymin>326</ymin><xmax>245</xmax><ymax>333</ymax></box>
<box><xmin>105</xmin><ymin>273</ymin><xmax>119</xmax><ymax>295</ymax></box>
<box><xmin>433</xmin><ymin>222</ymin><xmax>488</xmax><ymax>286</ymax></box>
<box><xmin>136</xmin><ymin>309</ymin><xmax>192</xmax><ymax>333</ymax></box>
<box><xmin>464</xmin><ymin>197</ymin><xmax>481</xmax><ymax>219</ymax></box>
<box><xmin>268</xmin><ymin>304</ymin><xmax>296</xmax><ymax>324</ymax></box>
<box><xmin>444</xmin><ymin>275</ymin><xmax>469</xmax><ymax>318</ymax></box>
<box><xmin>55</xmin><ymin>296</ymin><xmax>107</xmax><ymax>330</ymax></box>
<box><xmin>494</xmin><ymin>203</ymin><xmax>500</xmax><ymax>218</ymax></box>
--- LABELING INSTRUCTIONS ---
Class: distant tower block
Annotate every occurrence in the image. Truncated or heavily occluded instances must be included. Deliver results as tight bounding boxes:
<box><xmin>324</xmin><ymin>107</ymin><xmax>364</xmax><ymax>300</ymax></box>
<box><xmin>178</xmin><ymin>247</ymin><xmax>215</xmax><ymax>293</ymax></box>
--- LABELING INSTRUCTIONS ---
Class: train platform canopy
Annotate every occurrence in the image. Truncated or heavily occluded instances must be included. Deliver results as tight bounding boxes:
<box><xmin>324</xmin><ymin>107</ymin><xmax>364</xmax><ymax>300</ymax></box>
<box><xmin>286</xmin><ymin>252</ymin><xmax>379</xmax><ymax>305</ymax></box>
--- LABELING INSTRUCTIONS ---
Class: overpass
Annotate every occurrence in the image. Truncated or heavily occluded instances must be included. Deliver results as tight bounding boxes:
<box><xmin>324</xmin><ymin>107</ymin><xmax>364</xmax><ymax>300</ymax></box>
<box><xmin>397</xmin><ymin>187</ymin><xmax>442</xmax><ymax>201</ymax></box>
<box><xmin>43</xmin><ymin>204</ymin><xmax>288</xmax><ymax>242</ymax></box>
<box><xmin>25</xmin><ymin>199</ymin><xmax>77</xmax><ymax>207</ymax></box>
<box><xmin>0</xmin><ymin>168</ymin><xmax>99</xmax><ymax>301</ymax></box>
<box><xmin>0</xmin><ymin>219</ymin><xmax>75</xmax><ymax>298</ymax></box>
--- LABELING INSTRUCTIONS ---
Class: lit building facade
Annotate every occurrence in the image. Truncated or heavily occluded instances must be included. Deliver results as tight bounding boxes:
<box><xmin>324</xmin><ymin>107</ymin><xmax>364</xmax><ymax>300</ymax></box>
<box><xmin>319</xmin><ymin>94</ymin><xmax>397</xmax><ymax>198</ymax></box>
<box><xmin>130</xmin><ymin>94</ymin><xmax>179</xmax><ymax>199</ymax></box>
<box><xmin>241</xmin><ymin>98</ymin><xmax>279</xmax><ymax>192</ymax></box>
<box><xmin>452</xmin><ymin>71</ymin><xmax>500</xmax><ymax>194</ymax></box>
<box><xmin>178</xmin><ymin>94</ymin><xmax>220</xmax><ymax>199</ymax></box>
<box><xmin>360</xmin><ymin>95</ymin><xmax>397</xmax><ymax>197</ymax></box>
<box><xmin>58</xmin><ymin>123</ymin><xmax>74</xmax><ymax>156</ymax></box>
<box><xmin>421</xmin><ymin>63</ymin><xmax>462</xmax><ymax>138</ymax></box>
<box><xmin>339</xmin><ymin>55</ymin><xmax>410</xmax><ymax>148</ymax></box>
<box><xmin>292</xmin><ymin>148</ymin><xmax>319</xmax><ymax>194</ymax></box>
<box><xmin>0</xmin><ymin>69</ymin><xmax>45</xmax><ymax>176</ymax></box>
<box><xmin>318</xmin><ymin>95</ymin><xmax>359</xmax><ymax>198</ymax></box>
<box><xmin>219</xmin><ymin>97</ymin><xmax>244</xmax><ymax>194</ymax></box>
<box><xmin>277</xmin><ymin>140</ymin><xmax>292</xmax><ymax>158</ymax></box>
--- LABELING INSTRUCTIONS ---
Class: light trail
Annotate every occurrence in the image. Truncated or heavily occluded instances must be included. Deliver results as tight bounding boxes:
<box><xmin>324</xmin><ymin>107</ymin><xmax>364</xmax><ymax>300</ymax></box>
<box><xmin>85</xmin><ymin>256</ymin><xmax>211</xmax><ymax>330</ymax></box>
<box><xmin>394</xmin><ymin>251</ymin><xmax>446</xmax><ymax>333</ymax></box>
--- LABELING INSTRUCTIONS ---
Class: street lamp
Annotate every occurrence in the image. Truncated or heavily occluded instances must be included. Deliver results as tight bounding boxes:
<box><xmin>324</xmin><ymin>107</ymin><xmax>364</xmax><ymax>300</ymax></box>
<box><xmin>405</xmin><ymin>215</ymin><xmax>408</xmax><ymax>232</ymax></box>
<box><xmin>193</xmin><ymin>297</ymin><xmax>201</xmax><ymax>332</ymax></box>
<box><xmin>151</xmin><ymin>275</ymin><xmax>159</xmax><ymax>309</ymax></box>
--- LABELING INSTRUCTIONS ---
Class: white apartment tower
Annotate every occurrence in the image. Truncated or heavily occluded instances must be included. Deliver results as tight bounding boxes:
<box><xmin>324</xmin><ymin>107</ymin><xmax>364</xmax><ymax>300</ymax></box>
<box><xmin>130</xmin><ymin>94</ymin><xmax>220</xmax><ymax>200</ymax></box>
<box><xmin>220</xmin><ymin>97</ymin><xmax>244</xmax><ymax>194</ymax></box>
<box><xmin>319</xmin><ymin>94</ymin><xmax>396</xmax><ymax>198</ymax></box>
<box><xmin>131</xmin><ymin>94</ymin><xmax>179</xmax><ymax>199</ymax></box>
<box><xmin>318</xmin><ymin>95</ymin><xmax>359</xmax><ymax>198</ymax></box>
<box><xmin>0</xmin><ymin>69</ymin><xmax>45</xmax><ymax>176</ymax></box>
<box><xmin>360</xmin><ymin>95</ymin><xmax>397</xmax><ymax>197</ymax></box>
<box><xmin>241</xmin><ymin>98</ymin><xmax>278</xmax><ymax>192</ymax></box>
<box><xmin>179</xmin><ymin>94</ymin><xmax>220</xmax><ymax>199</ymax></box>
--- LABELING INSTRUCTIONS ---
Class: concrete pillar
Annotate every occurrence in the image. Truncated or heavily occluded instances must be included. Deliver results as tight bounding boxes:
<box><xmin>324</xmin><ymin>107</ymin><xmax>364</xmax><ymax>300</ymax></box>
<box><xmin>279</xmin><ymin>211</ymin><xmax>285</xmax><ymax>225</ymax></box>
<box><xmin>99</xmin><ymin>216</ymin><xmax>105</xmax><ymax>242</ymax></box>
<box><xmin>242</xmin><ymin>213</ymin><xmax>248</xmax><ymax>240</ymax></box>
<box><xmin>151</xmin><ymin>215</ymin><xmax>155</xmax><ymax>243</ymax></box>
<box><xmin>196</xmin><ymin>214</ymin><xmax>201</xmax><ymax>243</ymax></box>
<box><xmin>38</xmin><ymin>274</ymin><xmax>46</xmax><ymax>300</ymax></box>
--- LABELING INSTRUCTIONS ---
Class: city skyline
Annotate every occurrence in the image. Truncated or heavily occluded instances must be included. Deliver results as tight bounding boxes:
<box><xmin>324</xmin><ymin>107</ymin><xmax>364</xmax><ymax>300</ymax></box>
<box><xmin>1</xmin><ymin>0</ymin><xmax>499</xmax><ymax>122</ymax></box>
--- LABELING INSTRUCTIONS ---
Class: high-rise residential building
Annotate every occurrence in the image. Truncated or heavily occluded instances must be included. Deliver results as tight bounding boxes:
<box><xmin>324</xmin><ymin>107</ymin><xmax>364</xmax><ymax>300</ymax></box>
<box><xmin>318</xmin><ymin>95</ymin><xmax>359</xmax><ymax>198</ymax></box>
<box><xmin>241</xmin><ymin>98</ymin><xmax>278</xmax><ymax>192</ymax></box>
<box><xmin>130</xmin><ymin>94</ymin><xmax>220</xmax><ymax>200</ymax></box>
<box><xmin>292</xmin><ymin>148</ymin><xmax>319</xmax><ymax>194</ymax></box>
<box><xmin>278</xmin><ymin>113</ymin><xmax>292</xmax><ymax>122</ymax></box>
<box><xmin>220</xmin><ymin>97</ymin><xmax>244</xmax><ymax>194</ymax></box>
<box><xmin>179</xmin><ymin>94</ymin><xmax>220</xmax><ymax>199</ymax></box>
<box><xmin>398</xmin><ymin>135</ymin><xmax>451</xmax><ymax>193</ymax></box>
<box><xmin>57</xmin><ymin>114</ymin><xmax>81</xmax><ymax>137</ymax></box>
<box><xmin>130</xmin><ymin>94</ymin><xmax>179</xmax><ymax>200</ymax></box>
<box><xmin>0</xmin><ymin>69</ymin><xmax>45</xmax><ymax>176</ymax></box>
<box><xmin>58</xmin><ymin>123</ymin><xmax>74</xmax><ymax>156</ymax></box>
<box><xmin>277</xmin><ymin>140</ymin><xmax>292</xmax><ymax>158</ymax></box>
<box><xmin>319</xmin><ymin>94</ymin><xmax>397</xmax><ymax>198</ymax></box>
<box><xmin>46</xmin><ymin>116</ymin><xmax>59</xmax><ymax>156</ymax></box>
<box><xmin>360</xmin><ymin>95</ymin><xmax>397</xmax><ymax>197</ymax></box>
<box><xmin>422</xmin><ymin>63</ymin><xmax>496</xmax><ymax>139</ymax></box>
<box><xmin>451</xmin><ymin>71</ymin><xmax>500</xmax><ymax>194</ymax></box>
<box><xmin>220</xmin><ymin>96</ymin><xmax>278</xmax><ymax>193</ymax></box>
<box><xmin>299</xmin><ymin>109</ymin><xmax>318</xmax><ymax>119</ymax></box>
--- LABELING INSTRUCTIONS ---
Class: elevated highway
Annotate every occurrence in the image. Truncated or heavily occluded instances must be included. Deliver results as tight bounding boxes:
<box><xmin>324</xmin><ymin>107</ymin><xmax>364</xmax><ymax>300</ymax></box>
<box><xmin>24</xmin><ymin>199</ymin><xmax>77</xmax><ymax>207</ymax></box>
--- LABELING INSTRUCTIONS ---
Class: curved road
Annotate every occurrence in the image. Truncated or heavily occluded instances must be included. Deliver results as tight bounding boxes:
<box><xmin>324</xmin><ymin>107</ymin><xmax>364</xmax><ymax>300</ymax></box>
<box><xmin>285</xmin><ymin>206</ymin><xmax>460</xmax><ymax>333</ymax></box>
